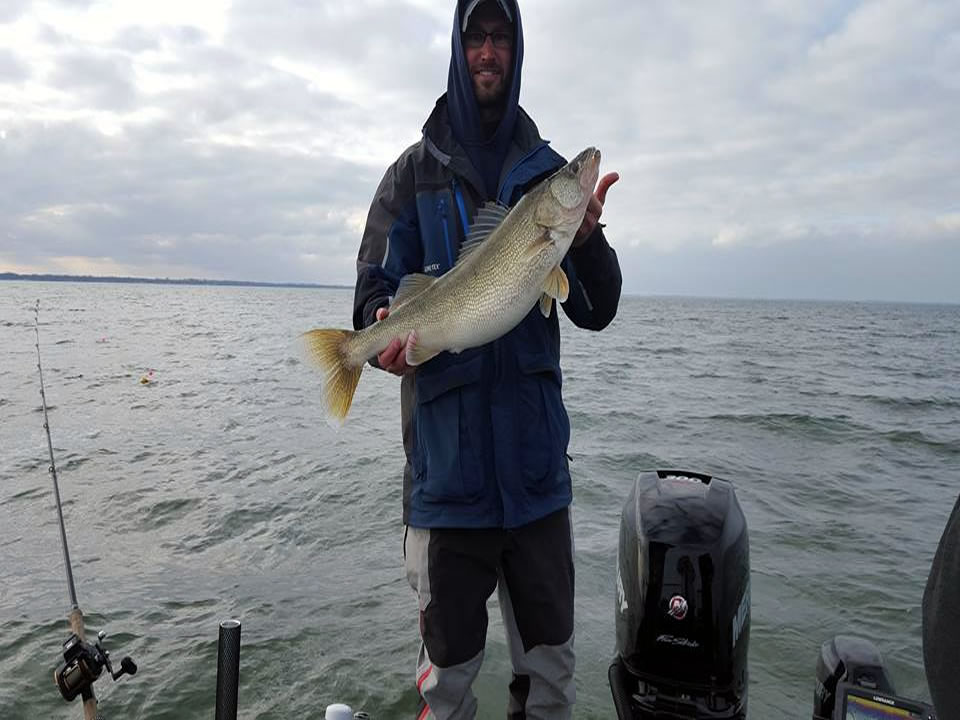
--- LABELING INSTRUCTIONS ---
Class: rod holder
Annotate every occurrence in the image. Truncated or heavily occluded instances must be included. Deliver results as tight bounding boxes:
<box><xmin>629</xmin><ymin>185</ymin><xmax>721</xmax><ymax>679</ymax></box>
<box><xmin>215</xmin><ymin>619</ymin><xmax>241</xmax><ymax>720</ymax></box>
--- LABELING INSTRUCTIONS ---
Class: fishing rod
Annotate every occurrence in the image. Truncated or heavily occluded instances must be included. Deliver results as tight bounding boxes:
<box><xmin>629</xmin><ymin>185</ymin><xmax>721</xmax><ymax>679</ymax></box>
<box><xmin>34</xmin><ymin>300</ymin><xmax>137</xmax><ymax>720</ymax></box>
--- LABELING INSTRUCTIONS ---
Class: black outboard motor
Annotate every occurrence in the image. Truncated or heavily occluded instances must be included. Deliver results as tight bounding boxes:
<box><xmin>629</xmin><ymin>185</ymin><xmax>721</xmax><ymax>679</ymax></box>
<box><xmin>609</xmin><ymin>470</ymin><xmax>750</xmax><ymax>719</ymax></box>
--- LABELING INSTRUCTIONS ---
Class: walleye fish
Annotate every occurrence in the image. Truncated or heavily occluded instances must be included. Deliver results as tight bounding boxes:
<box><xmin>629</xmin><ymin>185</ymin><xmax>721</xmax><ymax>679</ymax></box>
<box><xmin>302</xmin><ymin>146</ymin><xmax>601</xmax><ymax>422</ymax></box>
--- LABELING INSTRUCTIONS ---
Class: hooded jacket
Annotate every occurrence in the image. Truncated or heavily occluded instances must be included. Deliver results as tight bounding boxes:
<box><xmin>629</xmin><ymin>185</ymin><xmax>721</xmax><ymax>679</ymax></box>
<box><xmin>352</xmin><ymin>0</ymin><xmax>622</xmax><ymax>529</ymax></box>
<box><xmin>447</xmin><ymin>0</ymin><xmax>523</xmax><ymax>199</ymax></box>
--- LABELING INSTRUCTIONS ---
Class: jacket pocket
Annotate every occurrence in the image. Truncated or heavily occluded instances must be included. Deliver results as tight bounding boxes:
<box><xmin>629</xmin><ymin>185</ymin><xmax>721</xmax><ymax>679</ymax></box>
<box><xmin>516</xmin><ymin>351</ymin><xmax>570</xmax><ymax>493</ymax></box>
<box><xmin>413</xmin><ymin>354</ymin><xmax>485</xmax><ymax>503</ymax></box>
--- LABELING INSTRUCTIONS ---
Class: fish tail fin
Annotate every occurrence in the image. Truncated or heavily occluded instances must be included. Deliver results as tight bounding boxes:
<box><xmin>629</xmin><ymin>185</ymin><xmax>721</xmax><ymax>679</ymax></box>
<box><xmin>300</xmin><ymin>329</ymin><xmax>364</xmax><ymax>423</ymax></box>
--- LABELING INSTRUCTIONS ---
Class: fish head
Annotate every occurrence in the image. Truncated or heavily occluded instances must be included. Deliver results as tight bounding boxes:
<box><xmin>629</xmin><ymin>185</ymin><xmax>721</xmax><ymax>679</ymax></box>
<box><xmin>535</xmin><ymin>147</ymin><xmax>601</xmax><ymax>230</ymax></box>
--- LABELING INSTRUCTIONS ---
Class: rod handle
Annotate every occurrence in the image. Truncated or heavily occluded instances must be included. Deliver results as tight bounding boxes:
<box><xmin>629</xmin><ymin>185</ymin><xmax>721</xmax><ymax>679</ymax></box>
<box><xmin>68</xmin><ymin>609</ymin><xmax>101</xmax><ymax>720</ymax></box>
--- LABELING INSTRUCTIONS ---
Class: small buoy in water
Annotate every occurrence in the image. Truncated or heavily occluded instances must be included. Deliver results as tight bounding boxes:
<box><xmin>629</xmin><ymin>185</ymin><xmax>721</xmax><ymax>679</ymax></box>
<box><xmin>140</xmin><ymin>369</ymin><xmax>155</xmax><ymax>385</ymax></box>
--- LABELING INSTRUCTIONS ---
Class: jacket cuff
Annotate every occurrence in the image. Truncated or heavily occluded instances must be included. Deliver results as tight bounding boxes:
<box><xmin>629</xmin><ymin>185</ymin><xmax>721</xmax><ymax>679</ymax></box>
<box><xmin>569</xmin><ymin>225</ymin><xmax>613</xmax><ymax>268</ymax></box>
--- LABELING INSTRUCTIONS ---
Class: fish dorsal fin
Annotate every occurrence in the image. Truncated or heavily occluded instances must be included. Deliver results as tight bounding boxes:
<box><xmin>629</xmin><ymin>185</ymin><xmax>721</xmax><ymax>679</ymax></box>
<box><xmin>456</xmin><ymin>202</ymin><xmax>510</xmax><ymax>266</ymax></box>
<box><xmin>393</xmin><ymin>273</ymin><xmax>436</xmax><ymax>309</ymax></box>
<box><xmin>473</xmin><ymin>201</ymin><xmax>510</xmax><ymax>231</ymax></box>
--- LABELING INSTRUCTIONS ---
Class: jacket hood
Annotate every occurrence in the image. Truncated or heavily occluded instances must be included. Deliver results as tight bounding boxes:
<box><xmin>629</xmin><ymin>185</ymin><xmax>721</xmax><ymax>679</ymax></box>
<box><xmin>446</xmin><ymin>0</ymin><xmax>523</xmax><ymax>199</ymax></box>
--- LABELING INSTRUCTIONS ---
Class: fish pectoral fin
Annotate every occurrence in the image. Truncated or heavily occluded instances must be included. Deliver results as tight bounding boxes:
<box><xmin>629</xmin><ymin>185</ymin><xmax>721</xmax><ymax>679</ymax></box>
<box><xmin>393</xmin><ymin>273</ymin><xmax>437</xmax><ymax>309</ymax></box>
<box><xmin>404</xmin><ymin>330</ymin><xmax>440</xmax><ymax>367</ymax></box>
<box><xmin>538</xmin><ymin>264</ymin><xmax>568</xmax><ymax>316</ymax></box>
<box><xmin>542</xmin><ymin>264</ymin><xmax>570</xmax><ymax>303</ymax></box>
<box><xmin>539</xmin><ymin>293</ymin><xmax>554</xmax><ymax>318</ymax></box>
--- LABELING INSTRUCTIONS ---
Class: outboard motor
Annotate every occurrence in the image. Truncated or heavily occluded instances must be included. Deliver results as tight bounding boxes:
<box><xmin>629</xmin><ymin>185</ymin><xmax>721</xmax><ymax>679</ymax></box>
<box><xmin>609</xmin><ymin>470</ymin><xmax>750</xmax><ymax>719</ymax></box>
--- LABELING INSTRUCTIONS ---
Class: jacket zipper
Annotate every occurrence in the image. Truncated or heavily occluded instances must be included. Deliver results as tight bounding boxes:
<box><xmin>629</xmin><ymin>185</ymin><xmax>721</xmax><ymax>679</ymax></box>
<box><xmin>451</xmin><ymin>178</ymin><xmax>470</xmax><ymax>237</ymax></box>
<box><xmin>437</xmin><ymin>196</ymin><xmax>453</xmax><ymax>270</ymax></box>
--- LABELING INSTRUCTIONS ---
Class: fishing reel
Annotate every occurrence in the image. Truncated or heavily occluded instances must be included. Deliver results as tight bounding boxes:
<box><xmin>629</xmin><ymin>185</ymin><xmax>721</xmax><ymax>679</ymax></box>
<box><xmin>55</xmin><ymin>630</ymin><xmax>137</xmax><ymax>702</ymax></box>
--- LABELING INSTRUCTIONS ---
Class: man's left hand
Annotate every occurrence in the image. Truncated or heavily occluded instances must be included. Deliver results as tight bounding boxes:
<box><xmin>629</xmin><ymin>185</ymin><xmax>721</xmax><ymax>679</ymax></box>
<box><xmin>573</xmin><ymin>172</ymin><xmax>620</xmax><ymax>247</ymax></box>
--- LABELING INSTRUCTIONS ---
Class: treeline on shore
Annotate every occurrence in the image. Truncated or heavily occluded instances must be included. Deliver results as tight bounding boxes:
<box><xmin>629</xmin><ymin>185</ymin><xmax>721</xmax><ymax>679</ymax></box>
<box><xmin>0</xmin><ymin>272</ymin><xmax>348</xmax><ymax>290</ymax></box>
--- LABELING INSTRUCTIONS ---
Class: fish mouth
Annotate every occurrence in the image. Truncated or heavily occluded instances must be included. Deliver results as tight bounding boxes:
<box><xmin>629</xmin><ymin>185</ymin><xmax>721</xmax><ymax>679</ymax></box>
<box><xmin>575</xmin><ymin>147</ymin><xmax>601</xmax><ymax>192</ymax></box>
<box><xmin>569</xmin><ymin>147</ymin><xmax>600</xmax><ymax>172</ymax></box>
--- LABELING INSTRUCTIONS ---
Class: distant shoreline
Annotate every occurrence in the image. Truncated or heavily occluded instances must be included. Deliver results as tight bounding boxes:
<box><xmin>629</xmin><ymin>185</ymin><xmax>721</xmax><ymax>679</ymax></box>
<box><xmin>0</xmin><ymin>272</ymin><xmax>351</xmax><ymax>290</ymax></box>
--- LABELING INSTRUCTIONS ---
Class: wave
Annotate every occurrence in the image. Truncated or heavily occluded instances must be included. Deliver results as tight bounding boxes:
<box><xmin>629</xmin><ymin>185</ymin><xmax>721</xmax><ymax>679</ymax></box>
<box><xmin>852</xmin><ymin>394</ymin><xmax>960</xmax><ymax>411</ymax></box>
<box><xmin>7</xmin><ymin>485</ymin><xmax>46</xmax><ymax>502</ymax></box>
<box><xmin>703</xmin><ymin>412</ymin><xmax>868</xmax><ymax>439</ymax></box>
<box><xmin>141</xmin><ymin>497</ymin><xmax>198</xmax><ymax>528</ymax></box>
<box><xmin>640</xmin><ymin>346</ymin><xmax>690</xmax><ymax>356</ymax></box>
<box><xmin>879</xmin><ymin>430</ymin><xmax>960</xmax><ymax>455</ymax></box>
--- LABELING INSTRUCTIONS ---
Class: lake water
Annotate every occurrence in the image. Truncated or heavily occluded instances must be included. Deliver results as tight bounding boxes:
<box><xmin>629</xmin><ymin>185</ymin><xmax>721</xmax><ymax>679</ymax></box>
<box><xmin>1</xmin><ymin>281</ymin><xmax>957</xmax><ymax>719</ymax></box>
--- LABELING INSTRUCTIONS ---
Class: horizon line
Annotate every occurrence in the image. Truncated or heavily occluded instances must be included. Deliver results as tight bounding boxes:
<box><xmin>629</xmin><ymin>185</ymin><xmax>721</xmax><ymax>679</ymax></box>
<box><xmin>1</xmin><ymin>271</ymin><xmax>957</xmax><ymax>306</ymax></box>
<box><xmin>0</xmin><ymin>271</ymin><xmax>351</xmax><ymax>290</ymax></box>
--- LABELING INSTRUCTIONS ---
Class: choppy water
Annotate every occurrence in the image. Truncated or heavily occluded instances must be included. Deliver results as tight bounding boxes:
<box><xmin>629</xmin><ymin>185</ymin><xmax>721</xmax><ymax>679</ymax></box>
<box><xmin>1</xmin><ymin>281</ymin><xmax>958</xmax><ymax>719</ymax></box>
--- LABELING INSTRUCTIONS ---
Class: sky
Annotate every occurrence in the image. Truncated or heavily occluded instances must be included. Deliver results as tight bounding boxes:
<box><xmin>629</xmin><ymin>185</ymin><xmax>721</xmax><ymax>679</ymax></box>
<box><xmin>1</xmin><ymin>0</ymin><xmax>958</xmax><ymax>302</ymax></box>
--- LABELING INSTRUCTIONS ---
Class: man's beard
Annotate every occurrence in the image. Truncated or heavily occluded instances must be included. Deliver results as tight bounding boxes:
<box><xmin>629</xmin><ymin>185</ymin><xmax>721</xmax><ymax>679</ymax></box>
<box><xmin>472</xmin><ymin>63</ymin><xmax>508</xmax><ymax>107</ymax></box>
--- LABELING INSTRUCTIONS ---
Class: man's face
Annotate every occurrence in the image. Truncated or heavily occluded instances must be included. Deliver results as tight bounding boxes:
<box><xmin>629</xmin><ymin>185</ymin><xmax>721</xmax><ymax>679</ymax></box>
<box><xmin>463</xmin><ymin>4</ymin><xmax>512</xmax><ymax>107</ymax></box>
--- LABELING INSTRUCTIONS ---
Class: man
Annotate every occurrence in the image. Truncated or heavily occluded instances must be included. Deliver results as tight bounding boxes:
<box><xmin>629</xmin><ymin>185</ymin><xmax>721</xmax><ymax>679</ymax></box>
<box><xmin>352</xmin><ymin>1</ymin><xmax>621</xmax><ymax>717</ymax></box>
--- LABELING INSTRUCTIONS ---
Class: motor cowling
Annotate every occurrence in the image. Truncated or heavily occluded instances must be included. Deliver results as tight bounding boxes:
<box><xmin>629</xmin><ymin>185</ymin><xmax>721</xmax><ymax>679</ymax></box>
<box><xmin>610</xmin><ymin>470</ymin><xmax>750</xmax><ymax>719</ymax></box>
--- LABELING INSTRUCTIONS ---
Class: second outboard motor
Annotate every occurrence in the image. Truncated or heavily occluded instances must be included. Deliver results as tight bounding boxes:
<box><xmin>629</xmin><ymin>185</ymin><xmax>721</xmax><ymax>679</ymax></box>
<box><xmin>609</xmin><ymin>470</ymin><xmax>750</xmax><ymax>719</ymax></box>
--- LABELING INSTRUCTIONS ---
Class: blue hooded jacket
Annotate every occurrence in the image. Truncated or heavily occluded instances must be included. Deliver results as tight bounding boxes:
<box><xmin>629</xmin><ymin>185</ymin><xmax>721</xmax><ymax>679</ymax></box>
<box><xmin>447</xmin><ymin>0</ymin><xmax>523</xmax><ymax>199</ymax></box>
<box><xmin>352</xmin><ymin>0</ymin><xmax>623</xmax><ymax>529</ymax></box>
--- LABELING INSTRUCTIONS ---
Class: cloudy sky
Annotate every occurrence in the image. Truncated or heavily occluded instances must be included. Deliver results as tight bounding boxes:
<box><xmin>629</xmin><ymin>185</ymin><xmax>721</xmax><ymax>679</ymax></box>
<box><xmin>1</xmin><ymin>0</ymin><xmax>958</xmax><ymax>302</ymax></box>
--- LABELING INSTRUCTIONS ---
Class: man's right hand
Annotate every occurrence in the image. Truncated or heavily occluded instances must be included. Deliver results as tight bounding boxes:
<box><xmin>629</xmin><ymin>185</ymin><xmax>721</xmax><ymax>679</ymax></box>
<box><xmin>376</xmin><ymin>307</ymin><xmax>413</xmax><ymax>376</ymax></box>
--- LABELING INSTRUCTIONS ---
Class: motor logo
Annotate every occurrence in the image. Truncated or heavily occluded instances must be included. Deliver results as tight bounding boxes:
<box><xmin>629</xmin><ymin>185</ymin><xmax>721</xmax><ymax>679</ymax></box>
<box><xmin>667</xmin><ymin>595</ymin><xmax>688</xmax><ymax>620</ymax></box>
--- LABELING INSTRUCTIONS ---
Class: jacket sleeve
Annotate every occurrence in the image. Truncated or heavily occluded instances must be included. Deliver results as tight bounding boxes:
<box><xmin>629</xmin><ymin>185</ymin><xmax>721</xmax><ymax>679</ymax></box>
<box><xmin>353</xmin><ymin>153</ymin><xmax>423</xmax><ymax>333</ymax></box>
<box><xmin>560</xmin><ymin>225</ymin><xmax>622</xmax><ymax>330</ymax></box>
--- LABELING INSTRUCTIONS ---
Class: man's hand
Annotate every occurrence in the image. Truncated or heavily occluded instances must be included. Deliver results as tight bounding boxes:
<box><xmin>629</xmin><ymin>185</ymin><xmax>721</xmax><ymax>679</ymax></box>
<box><xmin>573</xmin><ymin>172</ymin><xmax>620</xmax><ymax>247</ymax></box>
<box><xmin>375</xmin><ymin>307</ymin><xmax>414</xmax><ymax>376</ymax></box>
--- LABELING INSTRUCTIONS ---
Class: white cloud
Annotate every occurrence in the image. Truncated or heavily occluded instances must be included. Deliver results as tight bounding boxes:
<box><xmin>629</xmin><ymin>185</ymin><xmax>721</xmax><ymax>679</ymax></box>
<box><xmin>712</xmin><ymin>225</ymin><xmax>748</xmax><ymax>248</ymax></box>
<box><xmin>936</xmin><ymin>213</ymin><xmax>960</xmax><ymax>233</ymax></box>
